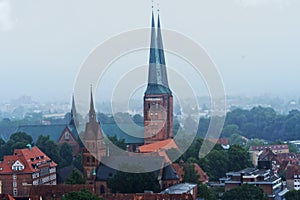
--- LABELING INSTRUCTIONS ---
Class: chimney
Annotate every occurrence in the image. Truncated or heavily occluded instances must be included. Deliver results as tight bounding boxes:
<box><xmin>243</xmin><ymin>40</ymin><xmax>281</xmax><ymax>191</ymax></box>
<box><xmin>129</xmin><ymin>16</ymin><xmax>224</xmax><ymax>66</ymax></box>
<box><xmin>26</xmin><ymin>144</ymin><xmax>32</xmax><ymax>151</ymax></box>
<box><xmin>240</xmin><ymin>172</ymin><xmax>244</xmax><ymax>185</ymax></box>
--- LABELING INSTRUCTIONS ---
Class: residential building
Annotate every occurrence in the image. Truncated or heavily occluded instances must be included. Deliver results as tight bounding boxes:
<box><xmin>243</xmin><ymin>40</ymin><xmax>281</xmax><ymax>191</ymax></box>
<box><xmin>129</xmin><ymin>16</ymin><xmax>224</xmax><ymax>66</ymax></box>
<box><xmin>286</xmin><ymin>164</ymin><xmax>300</xmax><ymax>190</ymax></box>
<box><xmin>249</xmin><ymin>145</ymin><xmax>289</xmax><ymax>166</ymax></box>
<box><xmin>223</xmin><ymin>167</ymin><xmax>286</xmax><ymax>200</ymax></box>
<box><xmin>0</xmin><ymin>146</ymin><xmax>57</xmax><ymax>198</ymax></box>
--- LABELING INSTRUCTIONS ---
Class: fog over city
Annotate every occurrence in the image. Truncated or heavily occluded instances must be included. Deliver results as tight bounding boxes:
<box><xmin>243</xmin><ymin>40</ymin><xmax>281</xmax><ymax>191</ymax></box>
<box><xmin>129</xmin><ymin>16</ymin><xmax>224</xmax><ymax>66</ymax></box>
<box><xmin>1</xmin><ymin>0</ymin><xmax>300</xmax><ymax>103</ymax></box>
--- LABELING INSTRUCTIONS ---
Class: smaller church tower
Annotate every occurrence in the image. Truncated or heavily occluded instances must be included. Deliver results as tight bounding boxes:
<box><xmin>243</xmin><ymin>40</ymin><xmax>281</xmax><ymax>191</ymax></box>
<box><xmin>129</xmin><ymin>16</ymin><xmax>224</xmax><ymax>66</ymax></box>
<box><xmin>69</xmin><ymin>95</ymin><xmax>79</xmax><ymax>128</ymax></box>
<box><xmin>82</xmin><ymin>86</ymin><xmax>106</xmax><ymax>183</ymax></box>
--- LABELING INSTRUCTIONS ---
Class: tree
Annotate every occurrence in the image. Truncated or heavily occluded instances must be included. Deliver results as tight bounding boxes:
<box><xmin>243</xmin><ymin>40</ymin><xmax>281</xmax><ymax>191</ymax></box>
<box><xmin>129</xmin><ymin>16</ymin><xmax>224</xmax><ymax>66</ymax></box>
<box><xmin>62</xmin><ymin>189</ymin><xmax>103</xmax><ymax>200</ymax></box>
<box><xmin>107</xmin><ymin>170</ymin><xmax>160</xmax><ymax>193</ymax></box>
<box><xmin>59</xmin><ymin>143</ymin><xmax>73</xmax><ymax>168</ymax></box>
<box><xmin>3</xmin><ymin>132</ymin><xmax>33</xmax><ymax>155</ymax></box>
<box><xmin>107</xmin><ymin>135</ymin><xmax>126</xmax><ymax>150</ymax></box>
<box><xmin>73</xmin><ymin>150</ymin><xmax>83</xmax><ymax>172</ymax></box>
<box><xmin>229</xmin><ymin>133</ymin><xmax>247</xmax><ymax>145</ymax></box>
<box><xmin>228</xmin><ymin>145</ymin><xmax>252</xmax><ymax>171</ymax></box>
<box><xmin>285</xmin><ymin>189</ymin><xmax>300</xmax><ymax>200</ymax></box>
<box><xmin>36</xmin><ymin>135</ymin><xmax>62</xmax><ymax>166</ymax></box>
<box><xmin>0</xmin><ymin>138</ymin><xmax>5</xmax><ymax>160</ymax></box>
<box><xmin>221</xmin><ymin>124</ymin><xmax>241</xmax><ymax>138</ymax></box>
<box><xmin>198</xmin><ymin>183</ymin><xmax>217</xmax><ymax>200</ymax></box>
<box><xmin>200</xmin><ymin>150</ymin><xmax>229</xmax><ymax>181</ymax></box>
<box><xmin>65</xmin><ymin>169</ymin><xmax>85</xmax><ymax>184</ymax></box>
<box><xmin>183</xmin><ymin>163</ymin><xmax>200</xmax><ymax>184</ymax></box>
<box><xmin>222</xmin><ymin>184</ymin><xmax>268</xmax><ymax>200</ymax></box>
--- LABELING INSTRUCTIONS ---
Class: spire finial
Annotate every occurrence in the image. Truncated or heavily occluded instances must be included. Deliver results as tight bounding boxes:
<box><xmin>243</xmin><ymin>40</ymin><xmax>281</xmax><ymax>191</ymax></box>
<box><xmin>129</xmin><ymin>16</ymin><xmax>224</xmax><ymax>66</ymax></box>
<box><xmin>151</xmin><ymin>0</ymin><xmax>154</xmax><ymax>10</ymax></box>
<box><xmin>157</xmin><ymin>3</ymin><xmax>160</xmax><ymax>13</ymax></box>
<box><xmin>89</xmin><ymin>84</ymin><xmax>96</xmax><ymax>122</ymax></box>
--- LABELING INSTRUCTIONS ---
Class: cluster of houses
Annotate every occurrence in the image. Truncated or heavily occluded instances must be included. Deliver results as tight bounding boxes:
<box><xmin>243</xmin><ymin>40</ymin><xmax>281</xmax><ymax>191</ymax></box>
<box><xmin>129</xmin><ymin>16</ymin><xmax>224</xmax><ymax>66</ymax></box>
<box><xmin>216</xmin><ymin>144</ymin><xmax>300</xmax><ymax>200</ymax></box>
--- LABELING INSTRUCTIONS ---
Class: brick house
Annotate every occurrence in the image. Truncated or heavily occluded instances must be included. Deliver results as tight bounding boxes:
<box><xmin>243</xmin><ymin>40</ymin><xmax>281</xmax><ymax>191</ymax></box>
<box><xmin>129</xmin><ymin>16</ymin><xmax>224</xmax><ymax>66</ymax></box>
<box><xmin>286</xmin><ymin>164</ymin><xmax>300</xmax><ymax>190</ymax></box>
<box><xmin>0</xmin><ymin>146</ymin><xmax>57</xmax><ymax>198</ymax></box>
<box><xmin>223</xmin><ymin>167</ymin><xmax>286</xmax><ymax>200</ymax></box>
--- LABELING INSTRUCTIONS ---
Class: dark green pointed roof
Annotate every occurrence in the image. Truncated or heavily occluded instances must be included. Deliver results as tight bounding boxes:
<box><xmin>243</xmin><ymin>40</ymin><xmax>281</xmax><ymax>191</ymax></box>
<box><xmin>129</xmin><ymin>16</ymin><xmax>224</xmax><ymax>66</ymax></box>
<box><xmin>146</xmin><ymin>12</ymin><xmax>171</xmax><ymax>95</ymax></box>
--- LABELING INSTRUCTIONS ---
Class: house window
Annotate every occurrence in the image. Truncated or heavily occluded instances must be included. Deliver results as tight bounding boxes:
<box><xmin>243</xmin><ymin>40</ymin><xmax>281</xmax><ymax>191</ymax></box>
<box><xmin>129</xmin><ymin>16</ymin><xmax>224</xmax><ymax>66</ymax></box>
<box><xmin>13</xmin><ymin>182</ymin><xmax>17</xmax><ymax>187</ymax></box>
<box><xmin>13</xmin><ymin>188</ymin><xmax>17</xmax><ymax>196</ymax></box>
<box><xmin>87</xmin><ymin>157</ymin><xmax>90</xmax><ymax>163</ymax></box>
<box><xmin>100</xmin><ymin>185</ymin><xmax>105</xmax><ymax>194</ymax></box>
<box><xmin>13</xmin><ymin>174</ymin><xmax>17</xmax><ymax>180</ymax></box>
<box><xmin>65</xmin><ymin>132</ymin><xmax>70</xmax><ymax>141</ymax></box>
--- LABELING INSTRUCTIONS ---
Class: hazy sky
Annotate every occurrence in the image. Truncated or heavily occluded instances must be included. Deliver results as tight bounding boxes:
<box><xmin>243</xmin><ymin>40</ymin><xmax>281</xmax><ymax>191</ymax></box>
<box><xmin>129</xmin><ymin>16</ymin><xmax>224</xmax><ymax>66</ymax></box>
<box><xmin>1</xmin><ymin>0</ymin><xmax>300</xmax><ymax>103</ymax></box>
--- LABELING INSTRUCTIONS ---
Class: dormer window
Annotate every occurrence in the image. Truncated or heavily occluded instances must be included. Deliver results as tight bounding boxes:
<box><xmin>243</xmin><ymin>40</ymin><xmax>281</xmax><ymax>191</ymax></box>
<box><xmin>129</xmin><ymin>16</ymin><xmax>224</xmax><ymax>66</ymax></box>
<box><xmin>12</xmin><ymin>160</ymin><xmax>25</xmax><ymax>171</ymax></box>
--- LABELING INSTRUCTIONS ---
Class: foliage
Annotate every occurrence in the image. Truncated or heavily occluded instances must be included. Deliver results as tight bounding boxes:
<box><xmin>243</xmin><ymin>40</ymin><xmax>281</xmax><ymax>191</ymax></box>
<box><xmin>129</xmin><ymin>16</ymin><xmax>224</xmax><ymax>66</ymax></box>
<box><xmin>107</xmin><ymin>135</ymin><xmax>126</xmax><ymax>150</ymax></box>
<box><xmin>179</xmin><ymin>138</ymin><xmax>251</xmax><ymax>181</ymax></box>
<box><xmin>197</xmin><ymin>106</ymin><xmax>300</xmax><ymax>142</ymax></box>
<box><xmin>229</xmin><ymin>133</ymin><xmax>247</xmax><ymax>145</ymax></box>
<box><xmin>73</xmin><ymin>150</ymin><xmax>83</xmax><ymax>172</ymax></box>
<box><xmin>59</xmin><ymin>143</ymin><xmax>73</xmax><ymax>168</ymax></box>
<box><xmin>0</xmin><ymin>138</ymin><xmax>5</xmax><ymax>160</ymax></box>
<box><xmin>198</xmin><ymin>183</ymin><xmax>217</xmax><ymax>200</ymax></box>
<box><xmin>222</xmin><ymin>184</ymin><xmax>268</xmax><ymax>200</ymax></box>
<box><xmin>36</xmin><ymin>135</ymin><xmax>74</xmax><ymax>169</ymax></box>
<box><xmin>107</xmin><ymin>170</ymin><xmax>160</xmax><ymax>193</ymax></box>
<box><xmin>36</xmin><ymin>135</ymin><xmax>62</xmax><ymax>165</ymax></box>
<box><xmin>2</xmin><ymin>132</ymin><xmax>33</xmax><ymax>155</ymax></box>
<box><xmin>285</xmin><ymin>189</ymin><xmax>300</xmax><ymax>200</ymax></box>
<box><xmin>227</xmin><ymin>145</ymin><xmax>252</xmax><ymax>171</ymax></box>
<box><xmin>65</xmin><ymin>169</ymin><xmax>85</xmax><ymax>184</ymax></box>
<box><xmin>288</xmin><ymin>143</ymin><xmax>298</xmax><ymax>153</ymax></box>
<box><xmin>183</xmin><ymin>163</ymin><xmax>200</xmax><ymax>183</ymax></box>
<box><xmin>62</xmin><ymin>189</ymin><xmax>103</xmax><ymax>200</ymax></box>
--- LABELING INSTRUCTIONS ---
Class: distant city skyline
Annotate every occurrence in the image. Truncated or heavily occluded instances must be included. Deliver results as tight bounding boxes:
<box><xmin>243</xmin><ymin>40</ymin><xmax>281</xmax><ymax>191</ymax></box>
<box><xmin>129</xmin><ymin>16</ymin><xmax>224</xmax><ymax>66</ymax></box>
<box><xmin>1</xmin><ymin>0</ymin><xmax>300</xmax><ymax>102</ymax></box>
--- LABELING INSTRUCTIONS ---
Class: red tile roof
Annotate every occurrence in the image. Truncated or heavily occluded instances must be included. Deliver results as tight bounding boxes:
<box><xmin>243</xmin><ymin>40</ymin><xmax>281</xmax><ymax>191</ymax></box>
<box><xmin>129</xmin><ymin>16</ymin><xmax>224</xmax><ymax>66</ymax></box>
<box><xmin>171</xmin><ymin>162</ymin><xmax>209</xmax><ymax>184</ymax></box>
<box><xmin>250</xmin><ymin>144</ymin><xmax>289</xmax><ymax>152</ymax></box>
<box><xmin>208</xmin><ymin>138</ymin><xmax>229</xmax><ymax>146</ymax></box>
<box><xmin>139</xmin><ymin>139</ymin><xmax>178</xmax><ymax>153</ymax></box>
<box><xmin>0</xmin><ymin>146</ymin><xmax>57</xmax><ymax>174</ymax></box>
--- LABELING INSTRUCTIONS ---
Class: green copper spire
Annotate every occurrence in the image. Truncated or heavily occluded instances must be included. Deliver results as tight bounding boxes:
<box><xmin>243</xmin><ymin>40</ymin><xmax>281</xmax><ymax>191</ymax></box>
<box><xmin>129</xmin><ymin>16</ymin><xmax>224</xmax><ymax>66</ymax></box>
<box><xmin>145</xmin><ymin>11</ymin><xmax>171</xmax><ymax>95</ymax></box>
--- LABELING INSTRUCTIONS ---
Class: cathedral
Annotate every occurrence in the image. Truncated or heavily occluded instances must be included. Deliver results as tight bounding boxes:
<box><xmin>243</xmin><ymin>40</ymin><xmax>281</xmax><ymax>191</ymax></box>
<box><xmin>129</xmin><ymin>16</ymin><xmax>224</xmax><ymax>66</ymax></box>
<box><xmin>80</xmin><ymin>10</ymin><xmax>208</xmax><ymax>194</ymax></box>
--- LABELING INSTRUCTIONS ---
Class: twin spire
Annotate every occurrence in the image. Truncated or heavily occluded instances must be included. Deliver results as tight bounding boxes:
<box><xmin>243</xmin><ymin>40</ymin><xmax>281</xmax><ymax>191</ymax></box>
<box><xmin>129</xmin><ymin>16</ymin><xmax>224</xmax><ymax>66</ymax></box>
<box><xmin>146</xmin><ymin>11</ymin><xmax>171</xmax><ymax>95</ymax></box>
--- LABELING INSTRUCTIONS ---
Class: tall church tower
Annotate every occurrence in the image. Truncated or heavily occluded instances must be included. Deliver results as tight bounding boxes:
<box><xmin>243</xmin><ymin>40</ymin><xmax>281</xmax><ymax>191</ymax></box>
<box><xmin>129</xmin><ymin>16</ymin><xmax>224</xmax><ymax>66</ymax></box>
<box><xmin>144</xmin><ymin>12</ymin><xmax>173</xmax><ymax>144</ymax></box>
<box><xmin>82</xmin><ymin>87</ymin><xmax>106</xmax><ymax>182</ymax></box>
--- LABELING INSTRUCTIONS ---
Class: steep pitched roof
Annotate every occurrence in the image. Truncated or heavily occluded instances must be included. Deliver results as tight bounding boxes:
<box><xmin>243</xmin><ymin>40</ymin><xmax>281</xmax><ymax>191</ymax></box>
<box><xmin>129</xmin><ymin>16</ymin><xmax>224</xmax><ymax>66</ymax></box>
<box><xmin>0</xmin><ymin>146</ymin><xmax>57</xmax><ymax>174</ymax></box>
<box><xmin>145</xmin><ymin>11</ymin><xmax>171</xmax><ymax>95</ymax></box>
<box><xmin>16</xmin><ymin>124</ymin><xmax>70</xmax><ymax>142</ymax></box>
<box><xmin>95</xmin><ymin>156</ymin><xmax>179</xmax><ymax>182</ymax></box>
<box><xmin>162</xmin><ymin>164</ymin><xmax>179</xmax><ymax>180</ymax></box>
<box><xmin>101</xmin><ymin>123</ymin><xmax>144</xmax><ymax>144</ymax></box>
<box><xmin>139</xmin><ymin>139</ymin><xmax>178</xmax><ymax>153</ymax></box>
